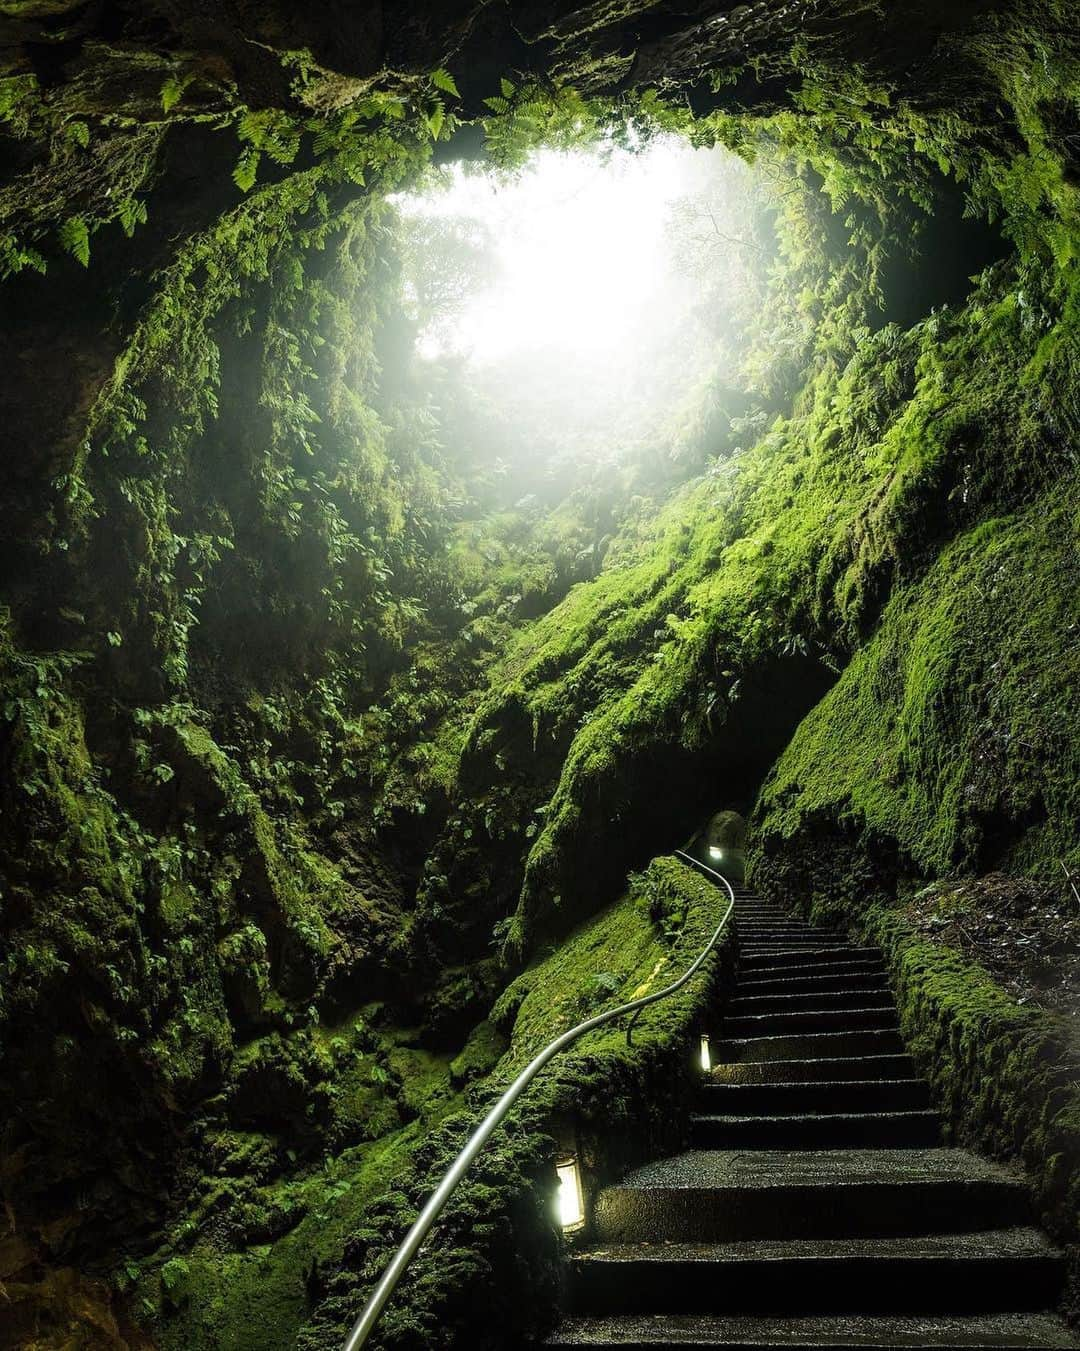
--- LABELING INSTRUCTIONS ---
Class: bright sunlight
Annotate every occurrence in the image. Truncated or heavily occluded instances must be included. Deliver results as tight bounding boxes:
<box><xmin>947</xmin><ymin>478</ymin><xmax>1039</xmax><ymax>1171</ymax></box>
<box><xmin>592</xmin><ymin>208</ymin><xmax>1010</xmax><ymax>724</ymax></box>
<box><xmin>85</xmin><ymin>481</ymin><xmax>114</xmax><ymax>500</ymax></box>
<box><xmin>392</xmin><ymin>136</ymin><xmax>772</xmax><ymax>469</ymax></box>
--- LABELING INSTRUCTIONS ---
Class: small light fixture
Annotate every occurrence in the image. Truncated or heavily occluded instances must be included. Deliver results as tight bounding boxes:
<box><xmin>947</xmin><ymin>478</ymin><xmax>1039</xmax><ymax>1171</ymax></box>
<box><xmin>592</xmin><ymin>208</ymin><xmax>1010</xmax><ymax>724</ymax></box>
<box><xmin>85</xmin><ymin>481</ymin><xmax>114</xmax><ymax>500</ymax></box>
<box><xmin>700</xmin><ymin>1034</ymin><xmax>712</xmax><ymax>1073</ymax></box>
<box><xmin>708</xmin><ymin>846</ymin><xmax>724</xmax><ymax>861</ymax></box>
<box><xmin>555</xmin><ymin>1153</ymin><xmax>585</xmax><ymax>1232</ymax></box>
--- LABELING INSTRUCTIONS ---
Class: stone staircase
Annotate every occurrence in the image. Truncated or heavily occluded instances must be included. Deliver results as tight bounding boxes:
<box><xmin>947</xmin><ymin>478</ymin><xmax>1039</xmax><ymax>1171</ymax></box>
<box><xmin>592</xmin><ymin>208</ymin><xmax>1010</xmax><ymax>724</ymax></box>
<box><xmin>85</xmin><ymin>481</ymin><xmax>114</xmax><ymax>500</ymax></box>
<box><xmin>545</xmin><ymin>888</ymin><xmax>1080</xmax><ymax>1348</ymax></box>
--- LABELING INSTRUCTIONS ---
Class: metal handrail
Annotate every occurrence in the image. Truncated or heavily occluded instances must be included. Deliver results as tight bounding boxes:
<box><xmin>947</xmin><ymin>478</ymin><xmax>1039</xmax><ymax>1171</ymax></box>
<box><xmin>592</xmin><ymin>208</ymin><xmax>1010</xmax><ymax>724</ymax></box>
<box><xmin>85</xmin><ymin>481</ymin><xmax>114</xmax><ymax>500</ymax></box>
<box><xmin>341</xmin><ymin>849</ymin><xmax>735</xmax><ymax>1351</ymax></box>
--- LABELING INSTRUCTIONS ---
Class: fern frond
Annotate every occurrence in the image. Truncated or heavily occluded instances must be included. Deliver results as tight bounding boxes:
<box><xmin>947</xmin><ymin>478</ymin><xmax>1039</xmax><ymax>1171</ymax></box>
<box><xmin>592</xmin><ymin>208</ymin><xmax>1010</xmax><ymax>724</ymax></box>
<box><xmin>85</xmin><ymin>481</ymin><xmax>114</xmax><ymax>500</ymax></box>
<box><xmin>58</xmin><ymin>216</ymin><xmax>90</xmax><ymax>266</ymax></box>
<box><xmin>232</xmin><ymin>147</ymin><xmax>260</xmax><ymax>192</ymax></box>
<box><xmin>431</xmin><ymin>68</ymin><xmax>461</xmax><ymax>98</ymax></box>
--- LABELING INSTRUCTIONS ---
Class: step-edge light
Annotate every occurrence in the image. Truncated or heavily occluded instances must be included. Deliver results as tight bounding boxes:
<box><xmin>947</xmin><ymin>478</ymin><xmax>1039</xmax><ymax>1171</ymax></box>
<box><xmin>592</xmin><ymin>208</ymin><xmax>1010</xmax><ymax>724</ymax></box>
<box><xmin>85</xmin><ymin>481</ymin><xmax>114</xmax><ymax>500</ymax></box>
<box><xmin>700</xmin><ymin>1033</ymin><xmax>712</xmax><ymax>1073</ymax></box>
<box><xmin>555</xmin><ymin>1153</ymin><xmax>585</xmax><ymax>1232</ymax></box>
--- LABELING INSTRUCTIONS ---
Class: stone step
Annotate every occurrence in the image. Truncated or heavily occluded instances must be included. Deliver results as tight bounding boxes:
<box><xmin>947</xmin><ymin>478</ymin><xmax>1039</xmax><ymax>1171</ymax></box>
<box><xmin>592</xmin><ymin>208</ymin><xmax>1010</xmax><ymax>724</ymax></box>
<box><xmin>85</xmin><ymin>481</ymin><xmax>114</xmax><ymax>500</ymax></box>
<box><xmin>741</xmin><ymin>948</ymin><xmax>882</xmax><ymax>970</ymax></box>
<box><xmin>729</xmin><ymin>988</ymin><xmax>892</xmax><ymax>1014</ymax></box>
<box><xmin>547</xmin><ymin>882</ymin><xmax>1077</xmax><ymax>1350</ymax></box>
<box><xmin>741</xmin><ymin>937</ymin><xmax>856</xmax><ymax>950</ymax></box>
<box><xmin>739</xmin><ymin>941</ymin><xmax>843</xmax><ymax>951</ymax></box>
<box><xmin>699</xmin><ymin>1078</ymin><xmax>932</xmax><ymax>1113</ymax></box>
<box><xmin>545</xmin><ymin>1311</ymin><xmax>1080</xmax><ymax>1348</ymax></box>
<box><xmin>564</xmin><ymin>1230</ymin><xmax>1064</xmax><ymax>1317</ymax></box>
<box><xmin>737</xmin><ymin>967</ymin><xmax>888</xmax><ymax>992</ymax></box>
<box><xmin>690</xmin><ymin>1109</ymin><xmax>941</xmax><ymax>1149</ymax></box>
<box><xmin>736</xmin><ymin>968</ymin><xmax>889</xmax><ymax>994</ymax></box>
<box><xmin>709</xmin><ymin>1055</ymin><xmax>917</xmax><ymax>1085</ymax></box>
<box><xmin>738</xmin><ymin>923</ymin><xmax>840</xmax><ymax>934</ymax></box>
<box><xmin>722</xmin><ymin>1007</ymin><xmax>898</xmax><ymax>1038</ymax></box>
<box><xmin>739</xmin><ymin>937</ymin><xmax>846</xmax><ymax>948</ymax></box>
<box><xmin>715</xmin><ymin>1028</ymin><xmax>907</xmax><ymax>1062</ymax></box>
<box><xmin>593</xmin><ymin>1149</ymin><xmax>1033</xmax><ymax>1244</ymax></box>
<box><xmin>738</xmin><ymin>923</ymin><xmax>838</xmax><ymax>934</ymax></box>
<box><xmin>738</xmin><ymin>957</ymin><xmax>868</xmax><ymax>970</ymax></box>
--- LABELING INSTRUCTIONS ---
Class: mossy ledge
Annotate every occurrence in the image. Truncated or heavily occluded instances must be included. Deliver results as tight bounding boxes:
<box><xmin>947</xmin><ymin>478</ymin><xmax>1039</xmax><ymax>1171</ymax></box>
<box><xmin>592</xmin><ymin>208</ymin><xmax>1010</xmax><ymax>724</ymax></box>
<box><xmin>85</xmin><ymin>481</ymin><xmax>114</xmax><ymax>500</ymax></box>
<box><xmin>863</xmin><ymin>903</ymin><xmax>1080</xmax><ymax>1318</ymax></box>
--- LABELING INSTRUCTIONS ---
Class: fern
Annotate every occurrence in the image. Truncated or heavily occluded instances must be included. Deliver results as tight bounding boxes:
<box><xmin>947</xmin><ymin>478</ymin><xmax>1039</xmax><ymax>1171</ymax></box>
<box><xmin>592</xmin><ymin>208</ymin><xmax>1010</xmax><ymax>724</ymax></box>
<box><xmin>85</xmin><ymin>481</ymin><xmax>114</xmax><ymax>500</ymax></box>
<box><xmin>311</xmin><ymin>123</ymin><xmax>338</xmax><ymax>157</ymax></box>
<box><xmin>117</xmin><ymin>197</ymin><xmax>148</xmax><ymax>238</ymax></box>
<box><xmin>58</xmin><ymin>216</ymin><xmax>90</xmax><ymax>267</ymax></box>
<box><xmin>431</xmin><ymin>68</ymin><xmax>460</xmax><ymax>99</ymax></box>
<box><xmin>0</xmin><ymin>235</ymin><xmax>47</xmax><ymax>278</ymax></box>
<box><xmin>423</xmin><ymin>99</ymin><xmax>446</xmax><ymax>141</ymax></box>
<box><xmin>237</xmin><ymin>109</ymin><xmax>301</xmax><ymax>165</ymax></box>
<box><xmin>0</xmin><ymin>74</ymin><xmax>37</xmax><ymax>129</ymax></box>
<box><xmin>160</xmin><ymin>76</ymin><xmax>187</xmax><ymax>114</ymax></box>
<box><xmin>232</xmin><ymin>147</ymin><xmax>260</xmax><ymax>192</ymax></box>
<box><xmin>64</xmin><ymin>120</ymin><xmax>90</xmax><ymax>149</ymax></box>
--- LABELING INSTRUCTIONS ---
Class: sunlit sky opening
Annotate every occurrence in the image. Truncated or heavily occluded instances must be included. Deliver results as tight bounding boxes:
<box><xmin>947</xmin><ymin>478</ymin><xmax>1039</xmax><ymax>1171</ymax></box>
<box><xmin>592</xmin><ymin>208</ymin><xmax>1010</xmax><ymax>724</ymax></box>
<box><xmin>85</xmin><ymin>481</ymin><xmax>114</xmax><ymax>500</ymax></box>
<box><xmin>396</xmin><ymin>137</ymin><xmax>711</xmax><ymax>364</ymax></box>
<box><xmin>391</xmin><ymin>135</ymin><xmax>769</xmax><ymax>467</ymax></box>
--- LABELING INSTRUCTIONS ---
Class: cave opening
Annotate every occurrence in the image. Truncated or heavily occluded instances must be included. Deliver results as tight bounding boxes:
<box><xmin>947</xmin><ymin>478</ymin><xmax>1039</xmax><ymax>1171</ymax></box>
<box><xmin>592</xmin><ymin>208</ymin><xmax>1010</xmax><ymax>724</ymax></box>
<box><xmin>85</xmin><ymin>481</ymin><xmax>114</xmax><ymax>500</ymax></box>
<box><xmin>384</xmin><ymin>131</ymin><xmax>776</xmax><ymax>521</ymax></box>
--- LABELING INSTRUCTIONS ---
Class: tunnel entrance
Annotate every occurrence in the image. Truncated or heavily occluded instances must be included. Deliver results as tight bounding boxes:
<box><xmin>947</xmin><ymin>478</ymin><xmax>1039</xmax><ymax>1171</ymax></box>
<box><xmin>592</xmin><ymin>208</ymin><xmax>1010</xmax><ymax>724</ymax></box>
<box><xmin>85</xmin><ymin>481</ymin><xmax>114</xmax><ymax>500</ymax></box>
<box><xmin>689</xmin><ymin>808</ymin><xmax>748</xmax><ymax>882</ymax></box>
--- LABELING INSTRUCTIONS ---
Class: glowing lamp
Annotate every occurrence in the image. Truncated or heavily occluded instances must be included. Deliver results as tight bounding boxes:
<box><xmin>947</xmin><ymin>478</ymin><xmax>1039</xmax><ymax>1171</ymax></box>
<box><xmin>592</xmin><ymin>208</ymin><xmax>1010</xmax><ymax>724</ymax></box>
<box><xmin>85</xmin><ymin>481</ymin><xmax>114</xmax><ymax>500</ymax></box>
<box><xmin>708</xmin><ymin>847</ymin><xmax>724</xmax><ymax>861</ymax></box>
<box><xmin>555</xmin><ymin>1154</ymin><xmax>585</xmax><ymax>1231</ymax></box>
<box><xmin>700</xmin><ymin>1034</ymin><xmax>712</xmax><ymax>1073</ymax></box>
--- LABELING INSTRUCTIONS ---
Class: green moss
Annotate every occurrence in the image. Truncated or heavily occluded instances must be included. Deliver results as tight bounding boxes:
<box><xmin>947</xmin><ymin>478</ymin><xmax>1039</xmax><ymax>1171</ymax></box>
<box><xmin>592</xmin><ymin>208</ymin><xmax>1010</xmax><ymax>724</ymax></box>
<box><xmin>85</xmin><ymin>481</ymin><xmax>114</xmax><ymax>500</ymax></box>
<box><xmin>754</xmin><ymin>489</ymin><xmax>1080</xmax><ymax>880</ymax></box>
<box><xmin>156</xmin><ymin>1126</ymin><xmax>430</xmax><ymax>1351</ymax></box>
<box><xmin>449</xmin><ymin>1020</ymin><xmax>508</xmax><ymax>1088</ymax></box>
<box><xmin>859</xmin><ymin>903</ymin><xmax>1080</xmax><ymax>1310</ymax></box>
<box><xmin>160</xmin><ymin>1257</ymin><xmax>191</xmax><ymax>1311</ymax></box>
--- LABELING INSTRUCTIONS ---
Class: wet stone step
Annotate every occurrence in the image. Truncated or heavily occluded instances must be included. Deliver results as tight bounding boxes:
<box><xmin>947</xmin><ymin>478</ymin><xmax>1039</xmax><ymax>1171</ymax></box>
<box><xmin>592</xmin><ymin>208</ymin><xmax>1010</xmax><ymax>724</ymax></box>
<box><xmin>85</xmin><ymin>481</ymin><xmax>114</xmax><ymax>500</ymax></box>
<box><xmin>737</xmin><ymin>970</ymin><xmax>889</xmax><ymax>992</ymax></box>
<box><xmin>737</xmin><ymin>932</ymin><xmax>842</xmax><ymax>942</ymax></box>
<box><xmin>545</xmin><ymin>1311</ymin><xmax>1080</xmax><ymax>1348</ymax></box>
<box><xmin>738</xmin><ymin>919</ymin><xmax>810</xmax><ymax>928</ymax></box>
<box><xmin>739</xmin><ymin>939</ymin><xmax>849</xmax><ymax>949</ymax></box>
<box><xmin>728</xmin><ymin>989</ymin><xmax>893</xmax><ymax>1013</ymax></box>
<box><xmin>741</xmin><ymin>948</ymin><xmax>882</xmax><ymax>970</ymax></box>
<box><xmin>699</xmin><ymin>1078</ymin><xmax>932</xmax><ymax>1112</ymax></box>
<box><xmin>715</xmin><ymin>1028</ymin><xmax>907</xmax><ymax>1062</ymax></box>
<box><xmin>565</xmin><ymin>1230</ymin><xmax>1064</xmax><ymax>1317</ymax></box>
<box><xmin>740</xmin><ymin>942</ymin><xmax>856</xmax><ymax>954</ymax></box>
<box><xmin>738</xmin><ymin>925</ymin><xmax>841</xmax><ymax>936</ymax></box>
<box><xmin>739</xmin><ymin>956</ymin><xmax>880</xmax><ymax>974</ymax></box>
<box><xmin>593</xmin><ymin>1149</ymin><xmax>1034</xmax><ymax>1243</ymax></box>
<box><xmin>689</xmin><ymin>1109</ymin><xmax>941</xmax><ymax>1150</ymax></box>
<box><xmin>740</xmin><ymin>945</ymin><xmax>853</xmax><ymax>953</ymax></box>
<box><xmin>740</xmin><ymin>934</ymin><xmax>848</xmax><ymax>945</ymax></box>
<box><xmin>736</xmin><ymin>918</ymin><xmax>851</xmax><ymax>930</ymax></box>
<box><xmin>739</xmin><ymin>940</ymin><xmax>849</xmax><ymax>950</ymax></box>
<box><xmin>708</xmin><ymin>1055</ymin><xmax>917</xmax><ymax>1085</ymax></box>
<box><xmin>736</xmin><ymin>967</ymin><xmax>889</xmax><ymax>993</ymax></box>
<box><xmin>738</xmin><ymin>926</ymin><xmax>825</xmax><ymax>937</ymax></box>
<box><xmin>722</xmin><ymin>1007</ymin><xmax>899</xmax><ymax>1038</ymax></box>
